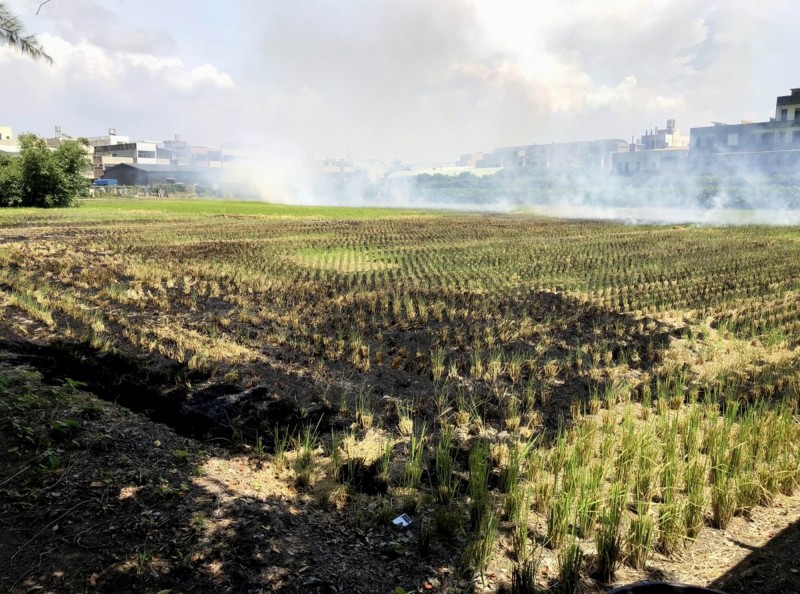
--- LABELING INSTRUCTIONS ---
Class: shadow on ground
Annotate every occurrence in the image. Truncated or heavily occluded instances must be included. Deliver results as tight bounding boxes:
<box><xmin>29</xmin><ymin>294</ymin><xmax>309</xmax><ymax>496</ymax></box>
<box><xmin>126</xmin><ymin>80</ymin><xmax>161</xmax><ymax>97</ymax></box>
<box><xmin>708</xmin><ymin>517</ymin><xmax>800</xmax><ymax>594</ymax></box>
<box><xmin>0</xmin><ymin>295</ymin><xmax>740</xmax><ymax>594</ymax></box>
<box><xmin>0</xmin><ymin>338</ymin><xmax>457</xmax><ymax>594</ymax></box>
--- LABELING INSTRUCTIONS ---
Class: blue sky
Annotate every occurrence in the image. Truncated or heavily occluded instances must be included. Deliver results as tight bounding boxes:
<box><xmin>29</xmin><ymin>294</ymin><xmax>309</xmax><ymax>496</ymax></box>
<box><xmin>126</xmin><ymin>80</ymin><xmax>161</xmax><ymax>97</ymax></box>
<box><xmin>1</xmin><ymin>0</ymin><xmax>798</xmax><ymax>163</ymax></box>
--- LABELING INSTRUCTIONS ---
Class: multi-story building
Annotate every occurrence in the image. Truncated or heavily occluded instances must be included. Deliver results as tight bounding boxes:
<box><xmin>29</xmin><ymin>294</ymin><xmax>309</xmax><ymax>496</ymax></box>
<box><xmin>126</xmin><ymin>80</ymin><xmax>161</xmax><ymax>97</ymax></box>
<box><xmin>455</xmin><ymin>152</ymin><xmax>485</xmax><ymax>167</ymax></box>
<box><xmin>0</xmin><ymin>126</ymin><xmax>16</xmax><ymax>155</ymax></box>
<box><xmin>89</xmin><ymin>128</ymin><xmax>172</xmax><ymax>178</ymax></box>
<box><xmin>637</xmin><ymin>119</ymin><xmax>689</xmax><ymax>150</ymax></box>
<box><xmin>613</xmin><ymin>120</ymin><xmax>690</xmax><ymax>174</ymax></box>
<box><xmin>688</xmin><ymin>88</ymin><xmax>800</xmax><ymax>173</ymax></box>
<box><xmin>474</xmin><ymin>139</ymin><xmax>628</xmax><ymax>172</ymax></box>
<box><xmin>87</xmin><ymin>128</ymin><xmax>130</xmax><ymax>147</ymax></box>
<box><xmin>316</xmin><ymin>157</ymin><xmax>355</xmax><ymax>175</ymax></box>
<box><xmin>159</xmin><ymin>135</ymin><xmax>219</xmax><ymax>168</ymax></box>
<box><xmin>313</xmin><ymin>157</ymin><xmax>388</xmax><ymax>183</ymax></box>
<box><xmin>613</xmin><ymin>147</ymin><xmax>689</xmax><ymax>174</ymax></box>
<box><xmin>92</xmin><ymin>141</ymin><xmax>169</xmax><ymax>178</ymax></box>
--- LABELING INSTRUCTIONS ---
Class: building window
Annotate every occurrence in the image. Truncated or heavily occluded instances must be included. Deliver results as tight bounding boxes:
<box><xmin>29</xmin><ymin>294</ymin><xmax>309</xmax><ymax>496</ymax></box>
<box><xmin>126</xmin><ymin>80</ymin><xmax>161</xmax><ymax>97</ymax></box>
<box><xmin>762</xmin><ymin>132</ymin><xmax>772</xmax><ymax>144</ymax></box>
<box><xmin>137</xmin><ymin>150</ymin><xmax>156</xmax><ymax>159</ymax></box>
<box><xmin>795</xmin><ymin>109</ymin><xmax>800</xmax><ymax>121</ymax></box>
<box><xmin>779</xmin><ymin>130</ymin><xmax>787</xmax><ymax>143</ymax></box>
<box><xmin>727</xmin><ymin>133</ymin><xmax>738</xmax><ymax>146</ymax></box>
<box><xmin>781</xmin><ymin>108</ymin><xmax>789</xmax><ymax>121</ymax></box>
<box><xmin>794</xmin><ymin>130</ymin><xmax>800</xmax><ymax>143</ymax></box>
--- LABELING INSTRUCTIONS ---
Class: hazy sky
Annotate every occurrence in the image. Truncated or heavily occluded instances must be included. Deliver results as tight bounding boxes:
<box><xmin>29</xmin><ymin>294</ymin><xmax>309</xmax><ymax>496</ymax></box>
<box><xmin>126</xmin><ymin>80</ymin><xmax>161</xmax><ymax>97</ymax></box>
<box><xmin>1</xmin><ymin>0</ymin><xmax>797</xmax><ymax>163</ymax></box>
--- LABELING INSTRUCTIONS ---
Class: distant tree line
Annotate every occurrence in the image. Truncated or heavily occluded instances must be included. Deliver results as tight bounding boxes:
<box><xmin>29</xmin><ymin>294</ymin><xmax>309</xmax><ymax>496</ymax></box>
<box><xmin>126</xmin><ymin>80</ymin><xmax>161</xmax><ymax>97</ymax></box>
<box><xmin>0</xmin><ymin>135</ymin><xmax>91</xmax><ymax>207</ymax></box>
<box><xmin>382</xmin><ymin>168</ymin><xmax>800</xmax><ymax>210</ymax></box>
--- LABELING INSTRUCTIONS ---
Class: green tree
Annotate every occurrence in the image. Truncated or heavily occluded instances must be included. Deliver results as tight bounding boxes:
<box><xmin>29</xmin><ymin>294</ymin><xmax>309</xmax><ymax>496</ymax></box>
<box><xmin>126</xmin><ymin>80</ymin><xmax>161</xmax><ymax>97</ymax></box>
<box><xmin>19</xmin><ymin>134</ymin><xmax>61</xmax><ymax>207</ymax></box>
<box><xmin>0</xmin><ymin>152</ymin><xmax>22</xmax><ymax>206</ymax></box>
<box><xmin>0</xmin><ymin>2</ymin><xmax>52</xmax><ymax>63</ymax></box>
<box><xmin>53</xmin><ymin>137</ymin><xmax>92</xmax><ymax>203</ymax></box>
<box><xmin>0</xmin><ymin>134</ymin><xmax>91</xmax><ymax>207</ymax></box>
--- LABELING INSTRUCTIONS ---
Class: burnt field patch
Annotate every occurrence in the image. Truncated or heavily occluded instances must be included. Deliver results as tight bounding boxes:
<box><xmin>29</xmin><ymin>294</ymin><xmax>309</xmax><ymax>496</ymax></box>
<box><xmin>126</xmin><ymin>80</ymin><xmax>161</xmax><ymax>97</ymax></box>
<box><xmin>1</xmin><ymin>202</ymin><xmax>799</xmax><ymax>593</ymax></box>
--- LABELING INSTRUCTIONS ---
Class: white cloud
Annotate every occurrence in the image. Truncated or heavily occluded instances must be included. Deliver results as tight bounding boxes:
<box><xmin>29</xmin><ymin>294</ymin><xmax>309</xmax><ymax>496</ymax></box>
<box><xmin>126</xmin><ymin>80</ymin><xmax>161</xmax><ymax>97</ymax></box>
<box><xmin>33</xmin><ymin>33</ymin><xmax>236</xmax><ymax>93</ymax></box>
<box><xmin>2</xmin><ymin>0</ymin><xmax>798</xmax><ymax>160</ymax></box>
<box><xmin>183</xmin><ymin>64</ymin><xmax>236</xmax><ymax>91</ymax></box>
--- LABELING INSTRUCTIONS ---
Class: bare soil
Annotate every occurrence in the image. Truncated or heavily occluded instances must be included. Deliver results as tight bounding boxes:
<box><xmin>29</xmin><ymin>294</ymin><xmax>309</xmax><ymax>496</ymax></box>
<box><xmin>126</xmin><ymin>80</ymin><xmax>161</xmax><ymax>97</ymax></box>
<box><xmin>1</xmin><ymin>328</ymin><xmax>799</xmax><ymax>594</ymax></box>
<box><xmin>0</xmin><ymin>336</ymin><xmax>455</xmax><ymax>594</ymax></box>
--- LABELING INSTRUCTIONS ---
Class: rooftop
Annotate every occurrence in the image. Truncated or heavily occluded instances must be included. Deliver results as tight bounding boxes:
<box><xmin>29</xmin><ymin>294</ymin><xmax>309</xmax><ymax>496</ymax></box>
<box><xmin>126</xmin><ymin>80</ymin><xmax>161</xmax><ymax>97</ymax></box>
<box><xmin>104</xmin><ymin>163</ymin><xmax>220</xmax><ymax>174</ymax></box>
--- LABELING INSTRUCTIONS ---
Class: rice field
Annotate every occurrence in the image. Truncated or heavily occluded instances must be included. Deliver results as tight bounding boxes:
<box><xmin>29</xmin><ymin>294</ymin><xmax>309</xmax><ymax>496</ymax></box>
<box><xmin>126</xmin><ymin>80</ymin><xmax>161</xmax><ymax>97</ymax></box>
<box><xmin>1</xmin><ymin>197</ymin><xmax>799</xmax><ymax>592</ymax></box>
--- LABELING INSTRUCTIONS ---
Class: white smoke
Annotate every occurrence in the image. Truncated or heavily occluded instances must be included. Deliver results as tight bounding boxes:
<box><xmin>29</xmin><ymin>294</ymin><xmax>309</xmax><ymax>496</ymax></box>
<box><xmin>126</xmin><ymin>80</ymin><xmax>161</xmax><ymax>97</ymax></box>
<box><xmin>234</xmin><ymin>155</ymin><xmax>800</xmax><ymax>225</ymax></box>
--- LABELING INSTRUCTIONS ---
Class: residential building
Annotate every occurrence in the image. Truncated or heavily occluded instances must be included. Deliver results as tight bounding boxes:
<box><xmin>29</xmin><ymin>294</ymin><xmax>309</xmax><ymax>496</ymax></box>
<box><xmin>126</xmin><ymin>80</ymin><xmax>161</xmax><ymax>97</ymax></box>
<box><xmin>317</xmin><ymin>157</ymin><xmax>355</xmax><ymax>175</ymax></box>
<box><xmin>455</xmin><ymin>152</ymin><xmax>485</xmax><ymax>167</ymax></box>
<box><xmin>1</xmin><ymin>127</ymin><xmax>91</xmax><ymax>177</ymax></box>
<box><xmin>88</xmin><ymin>129</ymin><xmax>263</xmax><ymax>178</ymax></box>
<box><xmin>87</xmin><ymin>128</ymin><xmax>130</xmax><ymax>147</ymax></box>
<box><xmin>160</xmin><ymin>136</ymin><xmax>221</xmax><ymax>168</ymax></box>
<box><xmin>637</xmin><ymin>119</ymin><xmax>689</xmax><ymax>150</ymax></box>
<box><xmin>688</xmin><ymin>88</ymin><xmax>800</xmax><ymax>173</ymax></box>
<box><xmin>613</xmin><ymin>146</ymin><xmax>689</xmax><ymax>174</ymax></box>
<box><xmin>217</xmin><ymin>144</ymin><xmax>256</xmax><ymax>168</ymax></box>
<box><xmin>473</xmin><ymin>139</ymin><xmax>629</xmax><ymax>172</ymax></box>
<box><xmin>613</xmin><ymin>120</ymin><xmax>689</xmax><ymax>174</ymax></box>
<box><xmin>92</xmin><ymin>137</ymin><xmax>170</xmax><ymax>178</ymax></box>
<box><xmin>313</xmin><ymin>157</ymin><xmax>389</xmax><ymax>183</ymax></box>
<box><xmin>476</xmin><ymin>145</ymin><xmax>527</xmax><ymax>168</ymax></box>
<box><xmin>45</xmin><ymin>126</ymin><xmax>77</xmax><ymax>148</ymax></box>
<box><xmin>0</xmin><ymin>126</ymin><xmax>17</xmax><ymax>154</ymax></box>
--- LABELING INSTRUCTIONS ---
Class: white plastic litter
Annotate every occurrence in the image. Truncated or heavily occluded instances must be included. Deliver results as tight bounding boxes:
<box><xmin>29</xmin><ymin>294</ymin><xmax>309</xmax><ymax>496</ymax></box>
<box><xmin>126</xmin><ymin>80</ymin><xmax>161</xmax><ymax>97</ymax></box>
<box><xmin>392</xmin><ymin>513</ymin><xmax>412</xmax><ymax>527</ymax></box>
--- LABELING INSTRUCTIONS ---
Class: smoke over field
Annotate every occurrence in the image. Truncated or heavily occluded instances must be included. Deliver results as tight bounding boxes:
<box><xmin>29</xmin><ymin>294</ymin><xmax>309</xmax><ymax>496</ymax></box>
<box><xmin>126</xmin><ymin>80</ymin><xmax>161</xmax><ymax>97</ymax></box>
<box><xmin>247</xmin><ymin>159</ymin><xmax>800</xmax><ymax>225</ymax></box>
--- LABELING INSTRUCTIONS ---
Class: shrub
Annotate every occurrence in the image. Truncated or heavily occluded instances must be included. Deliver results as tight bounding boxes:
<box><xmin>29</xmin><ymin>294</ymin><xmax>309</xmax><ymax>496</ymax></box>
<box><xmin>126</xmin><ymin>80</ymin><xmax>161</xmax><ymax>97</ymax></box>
<box><xmin>0</xmin><ymin>134</ymin><xmax>90</xmax><ymax>207</ymax></box>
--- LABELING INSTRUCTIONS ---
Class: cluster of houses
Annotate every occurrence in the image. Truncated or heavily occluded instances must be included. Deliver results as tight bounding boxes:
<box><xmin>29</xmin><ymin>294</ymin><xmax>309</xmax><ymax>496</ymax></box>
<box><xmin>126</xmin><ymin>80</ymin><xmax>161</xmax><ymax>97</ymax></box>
<box><xmin>2</xmin><ymin>88</ymin><xmax>799</xmax><ymax>190</ymax></box>
<box><xmin>0</xmin><ymin>127</ymin><xmax>257</xmax><ymax>187</ymax></box>
<box><xmin>0</xmin><ymin>126</ymin><xmax>393</xmax><ymax>190</ymax></box>
<box><xmin>457</xmin><ymin>87</ymin><xmax>800</xmax><ymax>177</ymax></box>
